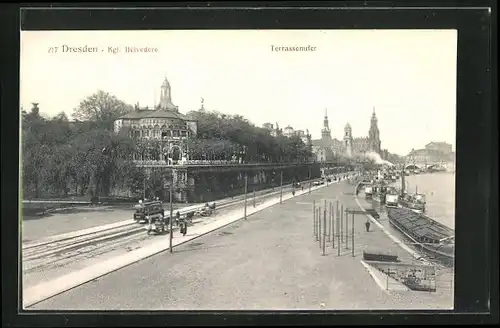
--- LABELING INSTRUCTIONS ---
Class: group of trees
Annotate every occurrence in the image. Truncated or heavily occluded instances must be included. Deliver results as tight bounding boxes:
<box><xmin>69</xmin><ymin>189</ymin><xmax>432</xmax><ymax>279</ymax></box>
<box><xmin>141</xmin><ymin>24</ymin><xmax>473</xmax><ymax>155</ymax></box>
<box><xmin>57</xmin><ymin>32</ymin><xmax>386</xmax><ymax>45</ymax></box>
<box><xmin>21</xmin><ymin>91</ymin><xmax>313</xmax><ymax>199</ymax></box>
<box><xmin>21</xmin><ymin>92</ymin><xmax>139</xmax><ymax>198</ymax></box>
<box><xmin>185</xmin><ymin>110</ymin><xmax>312</xmax><ymax>163</ymax></box>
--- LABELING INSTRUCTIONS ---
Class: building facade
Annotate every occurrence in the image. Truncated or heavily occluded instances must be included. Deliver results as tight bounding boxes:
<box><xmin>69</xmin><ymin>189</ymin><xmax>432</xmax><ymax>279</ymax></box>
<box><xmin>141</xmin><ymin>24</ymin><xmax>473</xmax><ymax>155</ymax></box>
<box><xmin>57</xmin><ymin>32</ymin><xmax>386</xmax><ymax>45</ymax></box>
<box><xmin>113</xmin><ymin>76</ymin><xmax>198</xmax><ymax>163</ymax></box>
<box><xmin>311</xmin><ymin>108</ymin><xmax>382</xmax><ymax>162</ymax></box>
<box><xmin>425</xmin><ymin>142</ymin><xmax>453</xmax><ymax>154</ymax></box>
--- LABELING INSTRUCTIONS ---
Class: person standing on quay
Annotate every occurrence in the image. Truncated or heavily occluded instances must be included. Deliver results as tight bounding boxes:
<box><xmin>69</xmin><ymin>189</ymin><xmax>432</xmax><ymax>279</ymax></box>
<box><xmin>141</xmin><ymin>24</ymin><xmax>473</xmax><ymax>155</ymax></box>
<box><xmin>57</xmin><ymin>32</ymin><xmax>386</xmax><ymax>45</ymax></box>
<box><xmin>365</xmin><ymin>219</ymin><xmax>371</xmax><ymax>232</ymax></box>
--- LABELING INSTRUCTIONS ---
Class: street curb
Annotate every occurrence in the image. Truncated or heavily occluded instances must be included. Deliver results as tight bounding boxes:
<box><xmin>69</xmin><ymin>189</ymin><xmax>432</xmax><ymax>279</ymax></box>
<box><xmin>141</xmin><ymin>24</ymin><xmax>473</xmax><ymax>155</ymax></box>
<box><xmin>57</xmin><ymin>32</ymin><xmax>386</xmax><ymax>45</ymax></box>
<box><xmin>23</xmin><ymin>181</ymin><xmax>307</xmax><ymax>248</ymax></box>
<box><xmin>23</xmin><ymin>181</ymin><xmax>338</xmax><ymax>308</ymax></box>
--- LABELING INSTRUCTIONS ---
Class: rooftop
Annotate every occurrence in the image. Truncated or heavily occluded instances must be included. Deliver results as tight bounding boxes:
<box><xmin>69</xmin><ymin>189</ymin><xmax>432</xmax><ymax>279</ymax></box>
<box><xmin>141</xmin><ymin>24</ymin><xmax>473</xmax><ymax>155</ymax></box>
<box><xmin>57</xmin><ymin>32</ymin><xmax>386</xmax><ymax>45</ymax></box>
<box><xmin>118</xmin><ymin>108</ymin><xmax>195</xmax><ymax>121</ymax></box>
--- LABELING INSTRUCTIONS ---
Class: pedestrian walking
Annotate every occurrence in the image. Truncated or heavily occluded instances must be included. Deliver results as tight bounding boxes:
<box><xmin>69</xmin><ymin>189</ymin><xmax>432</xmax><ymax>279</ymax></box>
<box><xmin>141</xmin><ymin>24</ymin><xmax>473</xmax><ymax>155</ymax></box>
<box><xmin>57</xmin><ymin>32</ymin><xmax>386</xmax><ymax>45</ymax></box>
<box><xmin>365</xmin><ymin>219</ymin><xmax>371</xmax><ymax>232</ymax></box>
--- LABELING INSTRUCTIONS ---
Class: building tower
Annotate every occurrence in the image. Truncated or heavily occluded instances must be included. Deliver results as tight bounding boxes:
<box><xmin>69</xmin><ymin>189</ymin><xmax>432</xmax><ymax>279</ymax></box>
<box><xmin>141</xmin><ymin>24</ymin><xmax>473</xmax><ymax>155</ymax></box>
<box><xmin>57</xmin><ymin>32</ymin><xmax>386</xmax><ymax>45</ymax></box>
<box><xmin>344</xmin><ymin>122</ymin><xmax>353</xmax><ymax>157</ymax></box>
<box><xmin>159</xmin><ymin>75</ymin><xmax>178</xmax><ymax>111</ymax></box>
<box><xmin>368</xmin><ymin>107</ymin><xmax>381</xmax><ymax>154</ymax></box>
<box><xmin>321</xmin><ymin>108</ymin><xmax>332</xmax><ymax>140</ymax></box>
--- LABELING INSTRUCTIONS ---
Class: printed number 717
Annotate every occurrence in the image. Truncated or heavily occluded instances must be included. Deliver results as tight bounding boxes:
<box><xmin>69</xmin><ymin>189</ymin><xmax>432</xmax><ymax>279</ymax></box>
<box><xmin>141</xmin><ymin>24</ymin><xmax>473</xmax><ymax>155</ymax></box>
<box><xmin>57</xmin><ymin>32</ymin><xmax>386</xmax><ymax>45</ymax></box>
<box><xmin>48</xmin><ymin>47</ymin><xmax>58</xmax><ymax>53</ymax></box>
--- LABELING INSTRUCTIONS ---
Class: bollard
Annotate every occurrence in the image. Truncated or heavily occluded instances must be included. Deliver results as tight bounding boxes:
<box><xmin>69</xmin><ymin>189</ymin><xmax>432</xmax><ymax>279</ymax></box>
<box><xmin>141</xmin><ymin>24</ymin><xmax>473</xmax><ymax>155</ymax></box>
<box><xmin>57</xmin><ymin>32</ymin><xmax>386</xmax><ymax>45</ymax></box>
<box><xmin>323</xmin><ymin>208</ymin><xmax>326</xmax><ymax>255</ymax></box>
<box><xmin>352</xmin><ymin>212</ymin><xmax>355</xmax><ymax>257</ymax></box>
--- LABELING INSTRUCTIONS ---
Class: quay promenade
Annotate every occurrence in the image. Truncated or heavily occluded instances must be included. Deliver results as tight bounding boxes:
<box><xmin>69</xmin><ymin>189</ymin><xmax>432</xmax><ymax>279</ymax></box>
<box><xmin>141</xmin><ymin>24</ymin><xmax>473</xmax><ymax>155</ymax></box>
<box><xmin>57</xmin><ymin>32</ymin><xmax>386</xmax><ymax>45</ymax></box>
<box><xmin>31</xmin><ymin>180</ymin><xmax>453</xmax><ymax>310</ymax></box>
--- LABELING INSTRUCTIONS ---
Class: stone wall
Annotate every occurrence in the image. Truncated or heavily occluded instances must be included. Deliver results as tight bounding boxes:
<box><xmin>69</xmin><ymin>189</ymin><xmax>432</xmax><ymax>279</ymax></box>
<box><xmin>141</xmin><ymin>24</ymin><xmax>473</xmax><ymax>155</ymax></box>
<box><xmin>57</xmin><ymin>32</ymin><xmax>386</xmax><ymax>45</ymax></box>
<box><xmin>129</xmin><ymin>163</ymin><xmax>322</xmax><ymax>203</ymax></box>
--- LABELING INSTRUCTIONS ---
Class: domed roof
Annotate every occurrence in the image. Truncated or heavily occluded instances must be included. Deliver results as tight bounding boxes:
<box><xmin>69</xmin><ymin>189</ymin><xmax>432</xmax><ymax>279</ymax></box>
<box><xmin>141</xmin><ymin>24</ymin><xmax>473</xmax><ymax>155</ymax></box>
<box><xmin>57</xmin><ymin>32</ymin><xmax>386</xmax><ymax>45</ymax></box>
<box><xmin>345</xmin><ymin>122</ymin><xmax>351</xmax><ymax>129</ymax></box>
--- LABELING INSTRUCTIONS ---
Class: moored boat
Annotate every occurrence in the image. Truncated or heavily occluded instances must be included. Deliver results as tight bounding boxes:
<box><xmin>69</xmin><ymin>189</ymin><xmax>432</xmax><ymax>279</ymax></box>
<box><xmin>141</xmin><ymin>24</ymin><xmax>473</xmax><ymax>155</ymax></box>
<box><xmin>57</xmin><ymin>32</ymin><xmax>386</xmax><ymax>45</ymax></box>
<box><xmin>364</xmin><ymin>185</ymin><xmax>373</xmax><ymax>198</ymax></box>
<box><xmin>386</xmin><ymin>207</ymin><xmax>454</xmax><ymax>263</ymax></box>
<box><xmin>399</xmin><ymin>192</ymin><xmax>426</xmax><ymax>213</ymax></box>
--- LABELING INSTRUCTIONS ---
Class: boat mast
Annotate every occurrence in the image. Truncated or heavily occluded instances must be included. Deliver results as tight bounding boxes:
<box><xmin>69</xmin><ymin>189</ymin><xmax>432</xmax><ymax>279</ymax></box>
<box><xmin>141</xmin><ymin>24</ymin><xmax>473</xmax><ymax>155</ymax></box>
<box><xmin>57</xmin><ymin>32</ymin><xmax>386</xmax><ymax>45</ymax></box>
<box><xmin>400</xmin><ymin>163</ymin><xmax>405</xmax><ymax>196</ymax></box>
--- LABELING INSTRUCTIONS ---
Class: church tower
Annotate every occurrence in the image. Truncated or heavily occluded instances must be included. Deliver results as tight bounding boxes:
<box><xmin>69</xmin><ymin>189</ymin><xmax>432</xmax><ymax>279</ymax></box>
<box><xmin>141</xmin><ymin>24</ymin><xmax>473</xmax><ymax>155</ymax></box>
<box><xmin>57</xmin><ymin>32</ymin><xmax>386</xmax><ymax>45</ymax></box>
<box><xmin>159</xmin><ymin>75</ymin><xmax>178</xmax><ymax>112</ymax></box>
<box><xmin>368</xmin><ymin>107</ymin><xmax>381</xmax><ymax>154</ymax></box>
<box><xmin>321</xmin><ymin>108</ymin><xmax>332</xmax><ymax>140</ymax></box>
<box><xmin>344</xmin><ymin>122</ymin><xmax>353</xmax><ymax>157</ymax></box>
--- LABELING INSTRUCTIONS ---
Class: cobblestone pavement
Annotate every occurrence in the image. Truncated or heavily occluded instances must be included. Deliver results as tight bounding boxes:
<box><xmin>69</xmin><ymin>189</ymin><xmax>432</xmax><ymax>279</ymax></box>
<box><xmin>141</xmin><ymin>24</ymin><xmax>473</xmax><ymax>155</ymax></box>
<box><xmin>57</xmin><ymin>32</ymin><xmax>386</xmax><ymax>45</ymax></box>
<box><xmin>32</xmin><ymin>181</ymin><xmax>453</xmax><ymax>310</ymax></box>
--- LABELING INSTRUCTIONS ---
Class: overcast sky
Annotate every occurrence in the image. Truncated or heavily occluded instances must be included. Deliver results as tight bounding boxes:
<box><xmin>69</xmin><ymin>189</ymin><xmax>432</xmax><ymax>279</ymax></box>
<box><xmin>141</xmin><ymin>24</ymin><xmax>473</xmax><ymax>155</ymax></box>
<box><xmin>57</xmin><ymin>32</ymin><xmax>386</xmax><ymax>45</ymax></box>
<box><xmin>20</xmin><ymin>30</ymin><xmax>457</xmax><ymax>155</ymax></box>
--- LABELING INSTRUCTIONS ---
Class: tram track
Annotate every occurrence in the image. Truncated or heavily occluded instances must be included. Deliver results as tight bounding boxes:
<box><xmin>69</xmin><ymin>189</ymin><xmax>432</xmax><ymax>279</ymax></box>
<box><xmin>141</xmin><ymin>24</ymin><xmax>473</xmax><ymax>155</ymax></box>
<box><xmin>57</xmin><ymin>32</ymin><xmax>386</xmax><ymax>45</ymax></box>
<box><xmin>22</xmin><ymin>181</ymin><xmax>316</xmax><ymax>277</ymax></box>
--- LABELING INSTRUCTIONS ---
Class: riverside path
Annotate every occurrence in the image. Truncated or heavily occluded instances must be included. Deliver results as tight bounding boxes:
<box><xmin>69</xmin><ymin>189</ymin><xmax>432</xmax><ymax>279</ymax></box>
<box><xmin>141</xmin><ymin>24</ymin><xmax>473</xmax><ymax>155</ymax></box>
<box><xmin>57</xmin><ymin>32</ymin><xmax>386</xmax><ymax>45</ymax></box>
<box><xmin>30</xmin><ymin>180</ymin><xmax>453</xmax><ymax>311</ymax></box>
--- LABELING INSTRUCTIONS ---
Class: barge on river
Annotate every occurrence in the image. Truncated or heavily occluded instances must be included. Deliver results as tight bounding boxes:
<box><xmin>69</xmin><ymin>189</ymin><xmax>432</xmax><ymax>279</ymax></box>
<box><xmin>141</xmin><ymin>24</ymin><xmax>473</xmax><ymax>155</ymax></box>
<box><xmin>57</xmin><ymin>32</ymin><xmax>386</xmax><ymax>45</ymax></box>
<box><xmin>386</xmin><ymin>207</ymin><xmax>455</xmax><ymax>263</ymax></box>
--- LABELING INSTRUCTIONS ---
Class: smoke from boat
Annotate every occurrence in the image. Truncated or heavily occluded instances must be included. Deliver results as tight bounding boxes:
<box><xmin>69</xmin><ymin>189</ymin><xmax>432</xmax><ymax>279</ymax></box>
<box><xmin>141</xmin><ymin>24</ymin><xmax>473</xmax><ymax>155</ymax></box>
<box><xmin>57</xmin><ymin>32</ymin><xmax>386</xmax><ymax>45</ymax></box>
<box><xmin>365</xmin><ymin>151</ymin><xmax>394</xmax><ymax>167</ymax></box>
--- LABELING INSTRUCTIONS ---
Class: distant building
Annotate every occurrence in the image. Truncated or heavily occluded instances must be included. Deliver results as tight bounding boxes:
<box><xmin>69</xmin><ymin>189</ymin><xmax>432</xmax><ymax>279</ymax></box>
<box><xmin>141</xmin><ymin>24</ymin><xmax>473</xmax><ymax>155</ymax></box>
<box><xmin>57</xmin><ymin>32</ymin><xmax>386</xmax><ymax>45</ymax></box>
<box><xmin>113</xmin><ymin>76</ymin><xmax>198</xmax><ymax>162</ymax></box>
<box><xmin>283</xmin><ymin>125</ymin><xmax>295</xmax><ymax>138</ymax></box>
<box><xmin>311</xmin><ymin>108</ymin><xmax>382</xmax><ymax>162</ymax></box>
<box><xmin>262</xmin><ymin>122</ymin><xmax>280</xmax><ymax>137</ymax></box>
<box><xmin>425</xmin><ymin>142</ymin><xmax>453</xmax><ymax>154</ymax></box>
<box><xmin>262</xmin><ymin>122</ymin><xmax>311</xmax><ymax>144</ymax></box>
<box><xmin>406</xmin><ymin>142</ymin><xmax>455</xmax><ymax>167</ymax></box>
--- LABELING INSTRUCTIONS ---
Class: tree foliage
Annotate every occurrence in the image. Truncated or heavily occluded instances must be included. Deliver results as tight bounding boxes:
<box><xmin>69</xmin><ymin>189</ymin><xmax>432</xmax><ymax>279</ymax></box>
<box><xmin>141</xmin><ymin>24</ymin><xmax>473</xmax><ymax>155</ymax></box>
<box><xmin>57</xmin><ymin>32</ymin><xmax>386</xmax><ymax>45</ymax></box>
<box><xmin>21</xmin><ymin>94</ymin><xmax>138</xmax><ymax>199</ymax></box>
<box><xmin>21</xmin><ymin>93</ymin><xmax>313</xmax><ymax>199</ymax></box>
<box><xmin>72</xmin><ymin>90</ymin><xmax>133</xmax><ymax>129</ymax></box>
<box><xmin>186</xmin><ymin>110</ymin><xmax>312</xmax><ymax>163</ymax></box>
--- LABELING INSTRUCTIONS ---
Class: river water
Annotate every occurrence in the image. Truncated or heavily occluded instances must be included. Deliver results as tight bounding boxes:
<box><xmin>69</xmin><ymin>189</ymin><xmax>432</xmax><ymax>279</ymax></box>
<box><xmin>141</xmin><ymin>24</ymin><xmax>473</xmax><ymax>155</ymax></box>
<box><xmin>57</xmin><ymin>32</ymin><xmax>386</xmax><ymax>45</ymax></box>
<box><xmin>397</xmin><ymin>172</ymin><xmax>455</xmax><ymax>229</ymax></box>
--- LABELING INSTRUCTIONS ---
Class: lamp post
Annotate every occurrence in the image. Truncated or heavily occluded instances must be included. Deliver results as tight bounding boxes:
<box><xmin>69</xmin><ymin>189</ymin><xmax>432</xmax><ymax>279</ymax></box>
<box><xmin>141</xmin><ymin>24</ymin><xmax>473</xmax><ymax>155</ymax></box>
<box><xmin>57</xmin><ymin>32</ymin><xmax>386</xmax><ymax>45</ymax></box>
<box><xmin>280</xmin><ymin>170</ymin><xmax>283</xmax><ymax>204</ymax></box>
<box><xmin>169</xmin><ymin>182</ymin><xmax>174</xmax><ymax>253</ymax></box>
<box><xmin>244</xmin><ymin>174</ymin><xmax>248</xmax><ymax>219</ymax></box>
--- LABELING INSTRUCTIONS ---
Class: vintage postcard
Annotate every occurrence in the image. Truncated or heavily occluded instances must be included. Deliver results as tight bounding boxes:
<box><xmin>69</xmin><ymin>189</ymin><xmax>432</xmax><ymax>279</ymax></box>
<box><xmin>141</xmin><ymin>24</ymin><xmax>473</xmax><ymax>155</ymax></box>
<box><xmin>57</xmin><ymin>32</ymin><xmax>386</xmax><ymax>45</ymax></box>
<box><xmin>20</xmin><ymin>29</ymin><xmax>456</xmax><ymax>310</ymax></box>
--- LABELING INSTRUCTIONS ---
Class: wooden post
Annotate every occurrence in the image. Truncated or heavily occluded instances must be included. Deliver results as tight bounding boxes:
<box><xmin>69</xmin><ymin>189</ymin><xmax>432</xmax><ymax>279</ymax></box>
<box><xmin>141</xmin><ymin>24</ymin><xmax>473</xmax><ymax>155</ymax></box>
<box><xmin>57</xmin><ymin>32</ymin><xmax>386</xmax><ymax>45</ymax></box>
<box><xmin>316</xmin><ymin>208</ymin><xmax>320</xmax><ymax>241</ymax></box>
<box><xmin>337</xmin><ymin>211</ymin><xmax>341</xmax><ymax>256</ymax></box>
<box><xmin>313</xmin><ymin>199</ymin><xmax>316</xmax><ymax>237</ymax></box>
<box><xmin>351</xmin><ymin>211</ymin><xmax>355</xmax><ymax>257</ymax></box>
<box><xmin>323</xmin><ymin>208</ymin><xmax>326</xmax><ymax>255</ymax></box>
<box><xmin>244</xmin><ymin>175</ymin><xmax>248</xmax><ymax>220</ymax></box>
<box><xmin>331</xmin><ymin>202</ymin><xmax>335</xmax><ymax>248</ymax></box>
<box><xmin>323</xmin><ymin>199</ymin><xmax>327</xmax><ymax>235</ymax></box>
<box><xmin>280</xmin><ymin>171</ymin><xmax>283</xmax><ymax>204</ymax></box>
<box><xmin>169</xmin><ymin>183</ymin><xmax>173</xmax><ymax>253</ymax></box>
<box><xmin>314</xmin><ymin>207</ymin><xmax>317</xmax><ymax>238</ymax></box>
<box><xmin>345</xmin><ymin>208</ymin><xmax>349</xmax><ymax>249</ymax></box>
<box><xmin>253</xmin><ymin>189</ymin><xmax>256</xmax><ymax>208</ymax></box>
<box><xmin>339</xmin><ymin>200</ymin><xmax>343</xmax><ymax>243</ymax></box>
<box><xmin>309</xmin><ymin>167</ymin><xmax>312</xmax><ymax>194</ymax></box>
<box><xmin>318</xmin><ymin>207</ymin><xmax>322</xmax><ymax>246</ymax></box>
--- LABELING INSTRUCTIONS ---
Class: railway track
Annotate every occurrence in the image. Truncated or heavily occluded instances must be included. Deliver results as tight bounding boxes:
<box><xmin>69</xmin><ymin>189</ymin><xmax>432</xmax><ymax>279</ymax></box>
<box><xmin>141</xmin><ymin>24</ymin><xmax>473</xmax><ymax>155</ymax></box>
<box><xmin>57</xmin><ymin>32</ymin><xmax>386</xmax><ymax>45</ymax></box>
<box><xmin>22</xmin><ymin>182</ymin><xmax>307</xmax><ymax>274</ymax></box>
